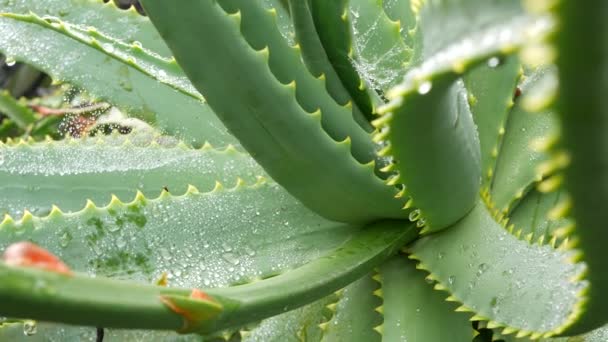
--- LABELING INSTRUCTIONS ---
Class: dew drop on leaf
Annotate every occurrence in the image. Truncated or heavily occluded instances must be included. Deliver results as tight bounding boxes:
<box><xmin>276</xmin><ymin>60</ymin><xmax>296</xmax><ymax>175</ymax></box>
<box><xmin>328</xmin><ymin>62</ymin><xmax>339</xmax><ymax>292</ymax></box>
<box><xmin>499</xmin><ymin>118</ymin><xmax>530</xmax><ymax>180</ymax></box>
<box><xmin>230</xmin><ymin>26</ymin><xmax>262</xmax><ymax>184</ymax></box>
<box><xmin>23</xmin><ymin>320</ymin><xmax>37</xmax><ymax>336</ymax></box>
<box><xmin>417</xmin><ymin>81</ymin><xmax>433</xmax><ymax>95</ymax></box>
<box><xmin>487</xmin><ymin>56</ymin><xmax>501</xmax><ymax>68</ymax></box>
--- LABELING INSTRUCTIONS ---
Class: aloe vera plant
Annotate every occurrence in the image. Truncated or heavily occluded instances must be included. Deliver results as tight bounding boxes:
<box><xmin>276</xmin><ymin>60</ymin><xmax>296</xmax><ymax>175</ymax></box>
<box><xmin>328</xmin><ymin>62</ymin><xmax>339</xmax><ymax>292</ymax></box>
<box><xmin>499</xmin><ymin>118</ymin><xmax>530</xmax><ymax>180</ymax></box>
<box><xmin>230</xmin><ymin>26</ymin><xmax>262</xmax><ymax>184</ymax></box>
<box><xmin>0</xmin><ymin>0</ymin><xmax>606</xmax><ymax>340</ymax></box>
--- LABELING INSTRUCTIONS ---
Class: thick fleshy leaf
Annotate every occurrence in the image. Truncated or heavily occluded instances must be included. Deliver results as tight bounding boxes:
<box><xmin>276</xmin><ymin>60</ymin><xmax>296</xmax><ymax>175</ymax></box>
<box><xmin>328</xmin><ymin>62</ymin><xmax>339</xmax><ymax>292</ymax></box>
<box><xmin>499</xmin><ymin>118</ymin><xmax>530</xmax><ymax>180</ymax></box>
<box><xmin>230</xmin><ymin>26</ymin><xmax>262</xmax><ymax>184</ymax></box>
<box><xmin>320</xmin><ymin>274</ymin><xmax>382</xmax><ymax>342</ymax></box>
<box><xmin>1</xmin><ymin>0</ymin><xmax>172</xmax><ymax>57</ymax></box>
<box><xmin>0</xmin><ymin>11</ymin><xmax>235</xmax><ymax>146</ymax></box>
<box><xmin>142</xmin><ymin>0</ymin><xmax>406</xmax><ymax>223</ymax></box>
<box><xmin>0</xmin><ymin>214</ymin><xmax>416</xmax><ymax>335</ymax></box>
<box><xmin>0</xmin><ymin>136</ymin><xmax>264</xmax><ymax>217</ymax></box>
<box><xmin>309</xmin><ymin>0</ymin><xmax>376</xmax><ymax>119</ymax></box>
<box><xmin>376</xmin><ymin>75</ymin><xmax>481</xmax><ymax>232</ymax></box>
<box><xmin>0</xmin><ymin>180</ymin><xmax>359</xmax><ymax>287</ymax></box>
<box><xmin>507</xmin><ymin>187</ymin><xmax>572</xmax><ymax>246</ymax></box>
<box><xmin>464</xmin><ymin>56</ymin><xmax>520</xmax><ymax>187</ymax></box>
<box><xmin>348</xmin><ymin>0</ymin><xmax>411</xmax><ymax>95</ymax></box>
<box><xmin>379</xmin><ymin>256</ymin><xmax>473</xmax><ymax>342</ymax></box>
<box><xmin>410</xmin><ymin>201</ymin><xmax>585</xmax><ymax>338</ymax></box>
<box><xmin>490</xmin><ymin>67</ymin><xmax>559</xmax><ymax>214</ymax></box>
<box><xmin>553</xmin><ymin>0</ymin><xmax>608</xmax><ymax>333</ymax></box>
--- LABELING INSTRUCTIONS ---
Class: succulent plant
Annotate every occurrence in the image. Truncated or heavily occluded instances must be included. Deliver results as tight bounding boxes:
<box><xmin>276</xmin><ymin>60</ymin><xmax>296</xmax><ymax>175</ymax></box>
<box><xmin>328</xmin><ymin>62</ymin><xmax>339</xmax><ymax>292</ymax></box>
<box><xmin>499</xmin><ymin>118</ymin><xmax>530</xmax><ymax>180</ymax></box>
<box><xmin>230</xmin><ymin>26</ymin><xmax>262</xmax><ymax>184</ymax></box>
<box><xmin>0</xmin><ymin>0</ymin><xmax>606</xmax><ymax>341</ymax></box>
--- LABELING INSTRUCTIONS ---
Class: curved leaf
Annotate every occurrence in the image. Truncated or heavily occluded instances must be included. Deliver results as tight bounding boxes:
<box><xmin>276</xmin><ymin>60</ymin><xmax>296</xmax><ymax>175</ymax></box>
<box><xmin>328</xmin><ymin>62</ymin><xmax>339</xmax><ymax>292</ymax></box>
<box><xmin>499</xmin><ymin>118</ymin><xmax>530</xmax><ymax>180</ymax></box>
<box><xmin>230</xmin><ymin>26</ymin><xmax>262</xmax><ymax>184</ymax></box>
<box><xmin>376</xmin><ymin>75</ymin><xmax>481</xmax><ymax>232</ymax></box>
<box><xmin>320</xmin><ymin>273</ymin><xmax>381</xmax><ymax>342</ymax></box>
<box><xmin>410</xmin><ymin>201</ymin><xmax>585</xmax><ymax>338</ymax></box>
<box><xmin>552</xmin><ymin>0</ymin><xmax>608</xmax><ymax>334</ymax></box>
<box><xmin>0</xmin><ymin>136</ymin><xmax>264</xmax><ymax>217</ymax></box>
<box><xmin>348</xmin><ymin>0</ymin><xmax>411</xmax><ymax>94</ymax></box>
<box><xmin>142</xmin><ymin>0</ymin><xmax>406</xmax><ymax>223</ymax></box>
<box><xmin>464</xmin><ymin>55</ymin><xmax>521</xmax><ymax>188</ymax></box>
<box><xmin>490</xmin><ymin>67</ymin><xmax>559</xmax><ymax>214</ymax></box>
<box><xmin>1</xmin><ymin>0</ymin><xmax>172</xmax><ymax>57</ymax></box>
<box><xmin>0</xmin><ymin>11</ymin><xmax>235</xmax><ymax>146</ymax></box>
<box><xmin>379</xmin><ymin>256</ymin><xmax>473</xmax><ymax>342</ymax></box>
<box><xmin>0</xmin><ymin>214</ymin><xmax>417</xmax><ymax>334</ymax></box>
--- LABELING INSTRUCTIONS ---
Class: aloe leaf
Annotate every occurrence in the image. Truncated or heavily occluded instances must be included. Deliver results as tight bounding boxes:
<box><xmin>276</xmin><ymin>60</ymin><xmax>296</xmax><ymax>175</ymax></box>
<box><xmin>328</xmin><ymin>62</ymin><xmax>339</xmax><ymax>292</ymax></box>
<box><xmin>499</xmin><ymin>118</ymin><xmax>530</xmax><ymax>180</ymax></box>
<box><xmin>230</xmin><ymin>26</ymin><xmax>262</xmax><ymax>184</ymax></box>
<box><xmin>381</xmin><ymin>0</ymin><xmax>417</xmax><ymax>47</ymax></box>
<box><xmin>0</xmin><ymin>179</ymin><xmax>361</xmax><ymax>286</ymax></box>
<box><xmin>0</xmin><ymin>90</ymin><xmax>36</xmax><ymax>129</ymax></box>
<box><xmin>241</xmin><ymin>294</ymin><xmax>338</xmax><ymax>341</ymax></box>
<box><xmin>379</xmin><ymin>256</ymin><xmax>473</xmax><ymax>342</ymax></box>
<box><xmin>0</xmin><ymin>12</ymin><xmax>235</xmax><ymax>146</ymax></box>
<box><xmin>287</xmin><ymin>0</ymin><xmax>371</xmax><ymax>129</ymax></box>
<box><xmin>309</xmin><ymin>0</ymin><xmax>376</xmax><ymax>119</ymax></box>
<box><xmin>553</xmin><ymin>0</ymin><xmax>608</xmax><ymax>333</ymax></box>
<box><xmin>371</xmin><ymin>0</ymin><xmax>553</xmax><ymax>232</ymax></box>
<box><xmin>320</xmin><ymin>274</ymin><xmax>382</xmax><ymax>342</ymax></box>
<box><xmin>490</xmin><ymin>67</ymin><xmax>559</xmax><ymax>214</ymax></box>
<box><xmin>464</xmin><ymin>56</ymin><xmax>521</xmax><ymax>188</ymax></box>
<box><xmin>1</xmin><ymin>0</ymin><xmax>172</xmax><ymax>57</ymax></box>
<box><xmin>507</xmin><ymin>188</ymin><xmax>572</xmax><ymax>246</ymax></box>
<box><xmin>0</xmin><ymin>136</ymin><xmax>263</xmax><ymax>217</ymax></box>
<box><xmin>409</xmin><ymin>201</ymin><xmax>585</xmax><ymax>338</ymax></box>
<box><xmin>348</xmin><ymin>0</ymin><xmax>411</xmax><ymax>95</ymax></box>
<box><xmin>141</xmin><ymin>0</ymin><xmax>406</xmax><ymax>223</ymax></box>
<box><xmin>376</xmin><ymin>74</ymin><xmax>481</xmax><ymax>232</ymax></box>
<box><xmin>0</xmin><ymin>217</ymin><xmax>416</xmax><ymax>334</ymax></box>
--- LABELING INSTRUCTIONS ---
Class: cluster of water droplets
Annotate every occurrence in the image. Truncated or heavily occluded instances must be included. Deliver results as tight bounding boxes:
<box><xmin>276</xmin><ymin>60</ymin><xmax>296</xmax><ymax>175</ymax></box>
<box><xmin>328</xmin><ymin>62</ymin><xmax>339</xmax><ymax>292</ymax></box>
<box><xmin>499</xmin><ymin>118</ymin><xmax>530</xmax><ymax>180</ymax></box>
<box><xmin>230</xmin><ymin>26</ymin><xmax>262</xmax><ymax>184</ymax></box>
<box><xmin>349</xmin><ymin>6</ymin><xmax>410</xmax><ymax>94</ymax></box>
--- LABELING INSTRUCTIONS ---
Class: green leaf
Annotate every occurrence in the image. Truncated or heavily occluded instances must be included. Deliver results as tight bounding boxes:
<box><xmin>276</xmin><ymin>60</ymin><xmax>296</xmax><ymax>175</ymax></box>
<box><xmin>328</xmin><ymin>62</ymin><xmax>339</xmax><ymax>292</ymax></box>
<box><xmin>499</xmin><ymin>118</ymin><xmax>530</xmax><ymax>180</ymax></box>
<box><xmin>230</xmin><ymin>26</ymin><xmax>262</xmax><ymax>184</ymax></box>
<box><xmin>0</xmin><ymin>179</ymin><xmax>359</xmax><ymax>287</ymax></box>
<box><xmin>348</xmin><ymin>0</ymin><xmax>411</xmax><ymax>94</ymax></box>
<box><xmin>490</xmin><ymin>67</ymin><xmax>559</xmax><ymax>214</ymax></box>
<box><xmin>381</xmin><ymin>0</ymin><xmax>418</xmax><ymax>48</ymax></box>
<box><xmin>375</xmin><ymin>75</ymin><xmax>481</xmax><ymax>232</ymax></box>
<box><xmin>507</xmin><ymin>187</ymin><xmax>572</xmax><ymax>246</ymax></box>
<box><xmin>141</xmin><ymin>0</ymin><xmax>406</xmax><ymax>223</ymax></box>
<box><xmin>0</xmin><ymin>212</ymin><xmax>416</xmax><ymax>334</ymax></box>
<box><xmin>379</xmin><ymin>256</ymin><xmax>473</xmax><ymax>342</ymax></box>
<box><xmin>464</xmin><ymin>56</ymin><xmax>521</xmax><ymax>188</ymax></box>
<box><xmin>0</xmin><ymin>136</ymin><xmax>264</xmax><ymax>217</ymax></box>
<box><xmin>0</xmin><ymin>11</ymin><xmax>235</xmax><ymax>146</ymax></box>
<box><xmin>309</xmin><ymin>0</ymin><xmax>377</xmax><ymax>119</ymax></box>
<box><xmin>372</xmin><ymin>0</ymin><xmax>552</xmax><ymax>232</ymax></box>
<box><xmin>1</xmin><ymin>0</ymin><xmax>172</xmax><ymax>57</ymax></box>
<box><xmin>287</xmin><ymin>0</ymin><xmax>371</xmax><ymax>128</ymax></box>
<box><xmin>553</xmin><ymin>0</ymin><xmax>608</xmax><ymax>333</ymax></box>
<box><xmin>410</xmin><ymin>201</ymin><xmax>585</xmax><ymax>338</ymax></box>
<box><xmin>241</xmin><ymin>294</ymin><xmax>338</xmax><ymax>342</ymax></box>
<box><xmin>0</xmin><ymin>90</ymin><xmax>36</xmax><ymax>129</ymax></box>
<box><xmin>320</xmin><ymin>274</ymin><xmax>382</xmax><ymax>342</ymax></box>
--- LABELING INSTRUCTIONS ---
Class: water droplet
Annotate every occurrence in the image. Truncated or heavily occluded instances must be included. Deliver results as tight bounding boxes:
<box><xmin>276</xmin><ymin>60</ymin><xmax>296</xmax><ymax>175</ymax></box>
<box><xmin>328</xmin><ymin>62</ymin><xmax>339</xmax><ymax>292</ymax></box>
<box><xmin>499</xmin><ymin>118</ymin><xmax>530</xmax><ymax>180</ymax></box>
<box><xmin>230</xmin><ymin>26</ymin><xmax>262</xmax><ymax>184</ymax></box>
<box><xmin>437</xmin><ymin>252</ymin><xmax>445</xmax><ymax>260</ymax></box>
<box><xmin>243</xmin><ymin>245</ymin><xmax>256</xmax><ymax>257</ymax></box>
<box><xmin>417</xmin><ymin>81</ymin><xmax>432</xmax><ymax>95</ymax></box>
<box><xmin>59</xmin><ymin>232</ymin><xmax>72</xmax><ymax>248</ymax></box>
<box><xmin>477</xmin><ymin>263</ymin><xmax>490</xmax><ymax>276</ymax></box>
<box><xmin>416</xmin><ymin>217</ymin><xmax>426</xmax><ymax>227</ymax></box>
<box><xmin>107</xmin><ymin>223</ymin><xmax>120</xmax><ymax>233</ymax></box>
<box><xmin>487</xmin><ymin>57</ymin><xmax>501</xmax><ymax>68</ymax></box>
<box><xmin>5</xmin><ymin>58</ymin><xmax>16</xmax><ymax>67</ymax></box>
<box><xmin>102</xmin><ymin>43</ymin><xmax>115</xmax><ymax>54</ymax></box>
<box><xmin>115</xmin><ymin>237</ymin><xmax>126</xmax><ymax>249</ymax></box>
<box><xmin>221</xmin><ymin>242</ymin><xmax>232</xmax><ymax>252</ymax></box>
<box><xmin>133</xmin><ymin>41</ymin><xmax>143</xmax><ymax>49</ymax></box>
<box><xmin>23</xmin><ymin>320</ymin><xmax>37</xmax><ymax>336</ymax></box>
<box><xmin>222</xmin><ymin>253</ymin><xmax>240</xmax><ymax>265</ymax></box>
<box><xmin>159</xmin><ymin>247</ymin><xmax>172</xmax><ymax>260</ymax></box>
<box><xmin>448</xmin><ymin>275</ymin><xmax>455</xmax><ymax>285</ymax></box>
<box><xmin>408</xmin><ymin>209</ymin><xmax>421</xmax><ymax>222</ymax></box>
